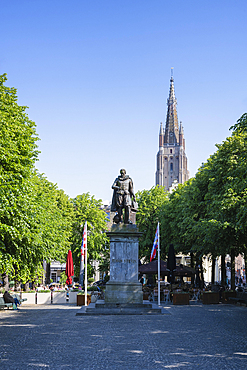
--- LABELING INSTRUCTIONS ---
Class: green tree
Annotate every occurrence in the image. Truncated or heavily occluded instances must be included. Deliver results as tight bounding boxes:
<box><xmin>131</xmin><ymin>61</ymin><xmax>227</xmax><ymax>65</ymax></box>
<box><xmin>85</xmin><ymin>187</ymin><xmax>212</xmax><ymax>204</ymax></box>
<box><xmin>0</xmin><ymin>74</ymin><xmax>39</xmax><ymax>287</ymax></box>
<box><xmin>70</xmin><ymin>193</ymin><xmax>108</xmax><ymax>278</ymax></box>
<box><xmin>98</xmin><ymin>246</ymin><xmax>110</xmax><ymax>280</ymax></box>
<box><xmin>0</xmin><ymin>172</ymin><xmax>74</xmax><ymax>285</ymax></box>
<box><xmin>0</xmin><ymin>74</ymin><xmax>39</xmax><ymax>179</ymax></box>
<box><xmin>230</xmin><ymin>113</ymin><xmax>247</xmax><ymax>134</ymax></box>
<box><xmin>136</xmin><ymin>186</ymin><xmax>168</xmax><ymax>261</ymax></box>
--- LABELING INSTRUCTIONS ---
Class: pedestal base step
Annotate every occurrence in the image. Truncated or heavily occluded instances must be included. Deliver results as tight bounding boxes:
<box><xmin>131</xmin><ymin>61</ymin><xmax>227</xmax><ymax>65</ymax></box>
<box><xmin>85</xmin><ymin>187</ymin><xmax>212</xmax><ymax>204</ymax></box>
<box><xmin>76</xmin><ymin>301</ymin><xmax>164</xmax><ymax>315</ymax></box>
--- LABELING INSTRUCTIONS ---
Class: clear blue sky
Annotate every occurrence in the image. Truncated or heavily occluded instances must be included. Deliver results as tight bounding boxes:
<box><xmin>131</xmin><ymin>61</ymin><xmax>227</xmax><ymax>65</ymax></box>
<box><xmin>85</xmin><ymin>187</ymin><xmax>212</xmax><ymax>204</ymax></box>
<box><xmin>1</xmin><ymin>1</ymin><xmax>247</xmax><ymax>202</ymax></box>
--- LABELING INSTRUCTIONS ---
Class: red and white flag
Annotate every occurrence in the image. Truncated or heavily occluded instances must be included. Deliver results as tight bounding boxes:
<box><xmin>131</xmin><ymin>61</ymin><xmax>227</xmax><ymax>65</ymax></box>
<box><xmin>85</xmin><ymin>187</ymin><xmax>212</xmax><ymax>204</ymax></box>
<box><xmin>79</xmin><ymin>221</ymin><xmax>87</xmax><ymax>286</ymax></box>
<box><xmin>81</xmin><ymin>221</ymin><xmax>87</xmax><ymax>259</ymax></box>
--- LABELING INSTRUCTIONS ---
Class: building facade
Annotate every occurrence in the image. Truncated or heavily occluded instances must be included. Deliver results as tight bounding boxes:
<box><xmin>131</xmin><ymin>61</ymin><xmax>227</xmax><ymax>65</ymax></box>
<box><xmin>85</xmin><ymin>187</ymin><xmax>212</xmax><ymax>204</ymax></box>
<box><xmin>155</xmin><ymin>76</ymin><xmax>189</xmax><ymax>190</ymax></box>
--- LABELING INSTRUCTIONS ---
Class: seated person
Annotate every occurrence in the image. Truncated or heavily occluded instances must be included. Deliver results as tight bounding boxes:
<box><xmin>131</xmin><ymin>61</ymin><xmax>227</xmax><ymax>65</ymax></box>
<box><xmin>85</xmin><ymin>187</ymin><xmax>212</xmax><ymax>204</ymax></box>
<box><xmin>3</xmin><ymin>291</ymin><xmax>20</xmax><ymax>308</ymax></box>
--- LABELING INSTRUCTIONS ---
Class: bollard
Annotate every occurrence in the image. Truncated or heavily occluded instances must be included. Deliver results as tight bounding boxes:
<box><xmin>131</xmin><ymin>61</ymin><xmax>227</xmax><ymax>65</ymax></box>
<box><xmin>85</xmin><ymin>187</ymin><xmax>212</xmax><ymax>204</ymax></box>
<box><xmin>35</xmin><ymin>291</ymin><xmax>37</xmax><ymax>304</ymax></box>
<box><xmin>51</xmin><ymin>290</ymin><xmax>53</xmax><ymax>304</ymax></box>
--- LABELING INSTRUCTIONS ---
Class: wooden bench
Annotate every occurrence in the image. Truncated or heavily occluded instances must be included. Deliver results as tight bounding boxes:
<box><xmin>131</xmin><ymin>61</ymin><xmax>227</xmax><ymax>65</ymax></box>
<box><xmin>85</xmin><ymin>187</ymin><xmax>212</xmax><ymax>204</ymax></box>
<box><xmin>228</xmin><ymin>292</ymin><xmax>247</xmax><ymax>304</ymax></box>
<box><xmin>0</xmin><ymin>297</ymin><xmax>14</xmax><ymax>309</ymax></box>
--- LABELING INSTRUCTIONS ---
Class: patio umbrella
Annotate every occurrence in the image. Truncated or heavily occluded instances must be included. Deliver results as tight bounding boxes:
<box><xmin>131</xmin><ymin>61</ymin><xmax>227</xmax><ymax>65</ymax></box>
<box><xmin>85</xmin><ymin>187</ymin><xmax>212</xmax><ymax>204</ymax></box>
<box><xmin>175</xmin><ymin>264</ymin><xmax>195</xmax><ymax>277</ymax></box>
<box><xmin>139</xmin><ymin>259</ymin><xmax>168</xmax><ymax>275</ymax></box>
<box><xmin>65</xmin><ymin>250</ymin><xmax>74</xmax><ymax>286</ymax></box>
<box><xmin>139</xmin><ymin>260</ymin><xmax>195</xmax><ymax>276</ymax></box>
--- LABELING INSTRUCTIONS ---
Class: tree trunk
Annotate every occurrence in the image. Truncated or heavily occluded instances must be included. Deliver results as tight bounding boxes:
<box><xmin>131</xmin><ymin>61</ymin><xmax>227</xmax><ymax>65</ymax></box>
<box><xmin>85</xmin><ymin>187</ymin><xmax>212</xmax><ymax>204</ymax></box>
<box><xmin>2</xmin><ymin>273</ymin><xmax>9</xmax><ymax>291</ymax></box>
<box><xmin>230</xmin><ymin>249</ymin><xmax>235</xmax><ymax>291</ymax></box>
<box><xmin>211</xmin><ymin>257</ymin><xmax>215</xmax><ymax>284</ymax></box>
<box><xmin>195</xmin><ymin>255</ymin><xmax>199</xmax><ymax>288</ymax></box>
<box><xmin>14</xmin><ymin>281</ymin><xmax>21</xmax><ymax>292</ymax></box>
<box><xmin>200</xmin><ymin>258</ymin><xmax>204</xmax><ymax>289</ymax></box>
<box><xmin>221</xmin><ymin>254</ymin><xmax>226</xmax><ymax>286</ymax></box>
<box><xmin>190</xmin><ymin>252</ymin><xmax>195</xmax><ymax>286</ymax></box>
<box><xmin>45</xmin><ymin>262</ymin><xmax>51</xmax><ymax>285</ymax></box>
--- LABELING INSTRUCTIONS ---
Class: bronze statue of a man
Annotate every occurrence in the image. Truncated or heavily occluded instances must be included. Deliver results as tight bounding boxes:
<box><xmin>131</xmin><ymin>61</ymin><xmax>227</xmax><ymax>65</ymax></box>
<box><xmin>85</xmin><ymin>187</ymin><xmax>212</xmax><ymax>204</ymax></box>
<box><xmin>111</xmin><ymin>169</ymin><xmax>137</xmax><ymax>224</ymax></box>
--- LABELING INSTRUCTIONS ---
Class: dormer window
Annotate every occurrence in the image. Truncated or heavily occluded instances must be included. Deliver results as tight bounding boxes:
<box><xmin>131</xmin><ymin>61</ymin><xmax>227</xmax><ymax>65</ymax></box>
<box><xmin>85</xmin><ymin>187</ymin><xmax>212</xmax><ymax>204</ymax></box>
<box><xmin>170</xmin><ymin>149</ymin><xmax>172</xmax><ymax>154</ymax></box>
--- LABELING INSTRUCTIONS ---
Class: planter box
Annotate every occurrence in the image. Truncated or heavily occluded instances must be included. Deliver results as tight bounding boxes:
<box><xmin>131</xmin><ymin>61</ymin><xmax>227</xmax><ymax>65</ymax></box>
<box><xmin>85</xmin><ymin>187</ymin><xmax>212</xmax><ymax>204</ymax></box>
<box><xmin>236</xmin><ymin>292</ymin><xmax>247</xmax><ymax>304</ymax></box>
<box><xmin>20</xmin><ymin>291</ymin><xmax>78</xmax><ymax>305</ymax></box>
<box><xmin>222</xmin><ymin>291</ymin><xmax>236</xmax><ymax>303</ymax></box>
<box><xmin>202</xmin><ymin>292</ymin><xmax>219</xmax><ymax>304</ymax></box>
<box><xmin>51</xmin><ymin>291</ymin><xmax>76</xmax><ymax>304</ymax></box>
<box><xmin>67</xmin><ymin>291</ymin><xmax>77</xmax><ymax>304</ymax></box>
<box><xmin>143</xmin><ymin>293</ymin><xmax>149</xmax><ymax>300</ymax></box>
<box><xmin>77</xmin><ymin>294</ymin><xmax>91</xmax><ymax>306</ymax></box>
<box><xmin>21</xmin><ymin>292</ymin><xmax>36</xmax><ymax>304</ymax></box>
<box><xmin>37</xmin><ymin>292</ymin><xmax>51</xmax><ymax>304</ymax></box>
<box><xmin>52</xmin><ymin>292</ymin><xmax>67</xmax><ymax>304</ymax></box>
<box><xmin>173</xmin><ymin>293</ymin><xmax>190</xmax><ymax>305</ymax></box>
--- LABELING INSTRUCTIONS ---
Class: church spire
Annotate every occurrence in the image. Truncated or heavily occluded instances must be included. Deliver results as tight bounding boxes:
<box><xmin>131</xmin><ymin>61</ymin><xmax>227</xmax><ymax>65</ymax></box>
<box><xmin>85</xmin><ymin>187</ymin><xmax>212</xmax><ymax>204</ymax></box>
<box><xmin>179</xmin><ymin>121</ymin><xmax>185</xmax><ymax>149</ymax></box>
<box><xmin>155</xmin><ymin>72</ymin><xmax>189</xmax><ymax>190</ymax></box>
<box><xmin>164</xmin><ymin>70</ymin><xmax>179</xmax><ymax>144</ymax></box>
<box><xmin>159</xmin><ymin>122</ymin><xmax>164</xmax><ymax>147</ymax></box>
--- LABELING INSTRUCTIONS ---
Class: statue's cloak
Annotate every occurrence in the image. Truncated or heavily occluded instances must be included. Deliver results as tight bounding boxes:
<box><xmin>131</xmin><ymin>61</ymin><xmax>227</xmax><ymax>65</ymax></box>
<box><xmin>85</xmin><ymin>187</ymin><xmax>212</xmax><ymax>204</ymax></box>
<box><xmin>111</xmin><ymin>175</ymin><xmax>134</xmax><ymax>212</ymax></box>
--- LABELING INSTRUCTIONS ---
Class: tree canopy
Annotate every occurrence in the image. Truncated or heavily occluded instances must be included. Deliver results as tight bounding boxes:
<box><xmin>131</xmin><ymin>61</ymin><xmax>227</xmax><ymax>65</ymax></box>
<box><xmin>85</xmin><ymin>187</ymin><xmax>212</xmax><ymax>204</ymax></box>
<box><xmin>136</xmin><ymin>186</ymin><xmax>168</xmax><ymax>261</ymax></box>
<box><xmin>0</xmin><ymin>75</ymin><xmax>74</xmax><ymax>284</ymax></box>
<box><xmin>70</xmin><ymin>193</ymin><xmax>108</xmax><ymax>277</ymax></box>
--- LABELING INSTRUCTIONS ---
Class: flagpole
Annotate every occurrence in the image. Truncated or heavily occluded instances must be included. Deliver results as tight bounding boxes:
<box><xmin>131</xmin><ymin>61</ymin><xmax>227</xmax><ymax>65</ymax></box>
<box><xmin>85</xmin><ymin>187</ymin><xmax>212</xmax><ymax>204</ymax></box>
<box><xmin>84</xmin><ymin>221</ymin><xmax>87</xmax><ymax>307</ymax></box>
<box><xmin>158</xmin><ymin>222</ymin><xmax>160</xmax><ymax>306</ymax></box>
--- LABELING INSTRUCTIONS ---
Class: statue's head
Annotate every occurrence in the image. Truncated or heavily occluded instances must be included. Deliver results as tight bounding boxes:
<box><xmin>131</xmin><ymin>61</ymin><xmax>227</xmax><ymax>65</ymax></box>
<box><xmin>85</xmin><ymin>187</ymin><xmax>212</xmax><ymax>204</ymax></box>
<box><xmin>120</xmin><ymin>169</ymin><xmax>126</xmax><ymax>176</ymax></box>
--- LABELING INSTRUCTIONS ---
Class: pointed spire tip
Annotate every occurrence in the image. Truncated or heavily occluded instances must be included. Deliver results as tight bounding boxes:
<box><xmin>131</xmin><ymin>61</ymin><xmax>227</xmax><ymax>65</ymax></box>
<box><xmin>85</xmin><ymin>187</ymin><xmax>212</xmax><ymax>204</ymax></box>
<box><xmin>171</xmin><ymin>67</ymin><xmax>174</xmax><ymax>80</ymax></box>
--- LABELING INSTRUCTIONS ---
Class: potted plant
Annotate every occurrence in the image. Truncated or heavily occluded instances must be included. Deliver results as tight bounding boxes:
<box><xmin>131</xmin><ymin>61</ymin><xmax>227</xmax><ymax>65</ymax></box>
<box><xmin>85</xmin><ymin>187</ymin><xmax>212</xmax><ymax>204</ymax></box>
<box><xmin>202</xmin><ymin>291</ymin><xmax>219</xmax><ymax>304</ymax></box>
<box><xmin>222</xmin><ymin>290</ymin><xmax>236</xmax><ymax>303</ymax></box>
<box><xmin>173</xmin><ymin>292</ymin><xmax>190</xmax><ymax>305</ymax></box>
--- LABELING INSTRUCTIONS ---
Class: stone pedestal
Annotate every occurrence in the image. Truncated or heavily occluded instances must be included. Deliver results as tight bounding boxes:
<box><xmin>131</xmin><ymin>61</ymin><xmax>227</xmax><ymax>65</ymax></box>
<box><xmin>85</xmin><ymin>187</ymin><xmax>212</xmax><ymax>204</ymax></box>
<box><xmin>76</xmin><ymin>223</ymin><xmax>164</xmax><ymax>314</ymax></box>
<box><xmin>105</xmin><ymin>224</ymin><xmax>143</xmax><ymax>304</ymax></box>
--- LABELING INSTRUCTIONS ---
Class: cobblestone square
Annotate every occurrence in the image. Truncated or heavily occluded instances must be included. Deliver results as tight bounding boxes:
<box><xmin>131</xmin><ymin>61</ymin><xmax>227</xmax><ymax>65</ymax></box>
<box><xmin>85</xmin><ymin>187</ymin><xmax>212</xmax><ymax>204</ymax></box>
<box><xmin>0</xmin><ymin>303</ymin><xmax>246</xmax><ymax>369</ymax></box>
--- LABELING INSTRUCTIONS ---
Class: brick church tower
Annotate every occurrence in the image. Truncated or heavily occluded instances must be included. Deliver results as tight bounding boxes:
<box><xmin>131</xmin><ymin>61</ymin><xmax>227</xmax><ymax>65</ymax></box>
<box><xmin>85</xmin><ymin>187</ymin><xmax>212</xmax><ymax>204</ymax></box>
<box><xmin>155</xmin><ymin>74</ymin><xmax>189</xmax><ymax>190</ymax></box>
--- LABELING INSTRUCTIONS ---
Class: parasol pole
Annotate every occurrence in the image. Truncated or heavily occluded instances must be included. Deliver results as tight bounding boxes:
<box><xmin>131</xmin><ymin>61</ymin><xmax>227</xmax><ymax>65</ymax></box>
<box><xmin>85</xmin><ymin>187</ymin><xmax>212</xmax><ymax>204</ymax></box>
<box><xmin>84</xmin><ymin>221</ymin><xmax>88</xmax><ymax>306</ymax></box>
<box><xmin>158</xmin><ymin>222</ymin><xmax>161</xmax><ymax>306</ymax></box>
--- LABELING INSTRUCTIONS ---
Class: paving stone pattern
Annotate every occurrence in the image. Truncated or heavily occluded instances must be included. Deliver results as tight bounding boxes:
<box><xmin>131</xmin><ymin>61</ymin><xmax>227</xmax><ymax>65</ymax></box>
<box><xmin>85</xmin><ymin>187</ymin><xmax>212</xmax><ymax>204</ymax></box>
<box><xmin>0</xmin><ymin>303</ymin><xmax>247</xmax><ymax>369</ymax></box>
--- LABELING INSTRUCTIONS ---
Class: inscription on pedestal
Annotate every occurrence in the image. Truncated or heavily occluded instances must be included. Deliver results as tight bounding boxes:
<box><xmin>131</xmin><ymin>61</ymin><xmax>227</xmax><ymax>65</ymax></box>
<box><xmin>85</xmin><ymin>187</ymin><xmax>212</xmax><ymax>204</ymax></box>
<box><xmin>112</xmin><ymin>259</ymin><xmax>137</xmax><ymax>263</ymax></box>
